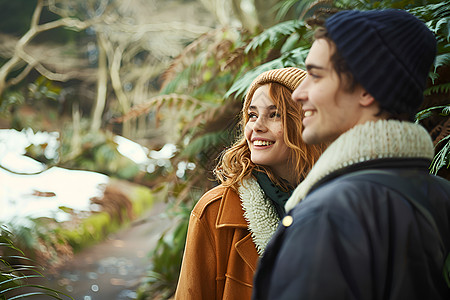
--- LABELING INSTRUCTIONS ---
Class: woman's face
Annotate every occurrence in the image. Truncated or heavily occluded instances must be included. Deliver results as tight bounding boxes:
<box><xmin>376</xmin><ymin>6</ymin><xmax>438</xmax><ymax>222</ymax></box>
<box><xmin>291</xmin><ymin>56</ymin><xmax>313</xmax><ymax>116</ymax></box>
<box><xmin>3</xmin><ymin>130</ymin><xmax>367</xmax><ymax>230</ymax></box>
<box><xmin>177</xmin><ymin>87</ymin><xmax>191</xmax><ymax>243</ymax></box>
<box><xmin>244</xmin><ymin>85</ymin><xmax>291</xmax><ymax>179</ymax></box>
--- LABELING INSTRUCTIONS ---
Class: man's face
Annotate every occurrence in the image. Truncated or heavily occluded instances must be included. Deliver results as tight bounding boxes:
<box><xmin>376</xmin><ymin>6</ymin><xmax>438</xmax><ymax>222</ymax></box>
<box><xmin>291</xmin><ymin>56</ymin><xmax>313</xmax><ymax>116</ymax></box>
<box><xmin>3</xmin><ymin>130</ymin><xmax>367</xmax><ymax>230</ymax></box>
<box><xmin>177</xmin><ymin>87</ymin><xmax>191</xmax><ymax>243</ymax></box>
<box><xmin>292</xmin><ymin>39</ymin><xmax>365</xmax><ymax>145</ymax></box>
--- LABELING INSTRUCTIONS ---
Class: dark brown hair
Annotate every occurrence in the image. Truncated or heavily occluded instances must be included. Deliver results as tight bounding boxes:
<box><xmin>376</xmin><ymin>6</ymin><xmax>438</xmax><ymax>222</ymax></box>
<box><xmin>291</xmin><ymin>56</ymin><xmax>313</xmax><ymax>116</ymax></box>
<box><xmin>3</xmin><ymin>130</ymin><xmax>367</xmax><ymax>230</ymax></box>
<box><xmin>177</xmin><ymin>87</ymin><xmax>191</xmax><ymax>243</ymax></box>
<box><xmin>313</xmin><ymin>27</ymin><xmax>358</xmax><ymax>93</ymax></box>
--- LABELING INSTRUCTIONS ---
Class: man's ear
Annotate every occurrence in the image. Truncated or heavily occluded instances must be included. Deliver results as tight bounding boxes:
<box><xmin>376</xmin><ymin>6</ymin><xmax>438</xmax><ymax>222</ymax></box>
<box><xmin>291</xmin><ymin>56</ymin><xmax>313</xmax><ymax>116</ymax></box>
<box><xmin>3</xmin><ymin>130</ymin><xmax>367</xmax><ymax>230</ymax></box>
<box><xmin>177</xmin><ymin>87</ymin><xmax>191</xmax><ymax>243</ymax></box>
<box><xmin>359</xmin><ymin>88</ymin><xmax>375</xmax><ymax>107</ymax></box>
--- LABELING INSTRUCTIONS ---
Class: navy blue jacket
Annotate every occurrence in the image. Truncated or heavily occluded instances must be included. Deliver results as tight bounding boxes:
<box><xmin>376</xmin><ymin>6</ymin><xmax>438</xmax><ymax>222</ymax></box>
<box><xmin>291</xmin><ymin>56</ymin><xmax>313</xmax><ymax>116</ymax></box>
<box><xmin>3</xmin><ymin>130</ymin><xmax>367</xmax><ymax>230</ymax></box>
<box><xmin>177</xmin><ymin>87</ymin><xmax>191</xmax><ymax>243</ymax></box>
<box><xmin>253</xmin><ymin>159</ymin><xmax>450</xmax><ymax>300</ymax></box>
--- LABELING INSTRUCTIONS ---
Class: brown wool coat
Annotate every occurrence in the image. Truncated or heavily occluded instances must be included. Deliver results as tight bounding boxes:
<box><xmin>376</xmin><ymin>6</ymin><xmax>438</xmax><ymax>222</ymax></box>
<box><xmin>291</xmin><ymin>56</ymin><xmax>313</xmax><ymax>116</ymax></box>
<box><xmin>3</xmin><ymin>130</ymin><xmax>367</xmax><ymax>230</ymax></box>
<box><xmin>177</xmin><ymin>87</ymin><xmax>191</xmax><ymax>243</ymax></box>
<box><xmin>174</xmin><ymin>185</ymin><xmax>259</xmax><ymax>300</ymax></box>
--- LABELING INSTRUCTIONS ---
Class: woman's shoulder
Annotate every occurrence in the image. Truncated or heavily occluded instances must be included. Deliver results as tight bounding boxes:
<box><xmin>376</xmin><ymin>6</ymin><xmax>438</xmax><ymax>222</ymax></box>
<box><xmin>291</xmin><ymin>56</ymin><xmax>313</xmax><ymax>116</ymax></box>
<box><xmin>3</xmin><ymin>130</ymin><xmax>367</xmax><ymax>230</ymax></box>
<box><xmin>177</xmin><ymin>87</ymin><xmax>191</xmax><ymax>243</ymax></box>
<box><xmin>192</xmin><ymin>184</ymin><xmax>240</xmax><ymax>218</ymax></box>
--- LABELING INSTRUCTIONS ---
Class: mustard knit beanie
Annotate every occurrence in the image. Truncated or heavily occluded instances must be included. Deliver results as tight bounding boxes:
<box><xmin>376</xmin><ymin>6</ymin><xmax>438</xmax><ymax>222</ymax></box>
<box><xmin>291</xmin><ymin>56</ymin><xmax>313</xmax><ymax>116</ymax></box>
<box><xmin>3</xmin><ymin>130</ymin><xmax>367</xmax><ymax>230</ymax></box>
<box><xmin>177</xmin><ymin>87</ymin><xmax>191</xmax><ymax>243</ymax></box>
<box><xmin>244</xmin><ymin>67</ymin><xmax>307</xmax><ymax>107</ymax></box>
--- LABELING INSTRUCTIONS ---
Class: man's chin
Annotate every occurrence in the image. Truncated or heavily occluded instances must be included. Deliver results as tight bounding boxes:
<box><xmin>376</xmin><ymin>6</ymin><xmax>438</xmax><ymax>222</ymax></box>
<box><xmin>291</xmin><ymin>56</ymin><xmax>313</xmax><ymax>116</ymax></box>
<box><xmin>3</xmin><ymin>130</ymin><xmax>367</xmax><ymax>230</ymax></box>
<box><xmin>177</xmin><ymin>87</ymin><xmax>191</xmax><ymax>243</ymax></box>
<box><xmin>301</xmin><ymin>129</ymin><xmax>318</xmax><ymax>145</ymax></box>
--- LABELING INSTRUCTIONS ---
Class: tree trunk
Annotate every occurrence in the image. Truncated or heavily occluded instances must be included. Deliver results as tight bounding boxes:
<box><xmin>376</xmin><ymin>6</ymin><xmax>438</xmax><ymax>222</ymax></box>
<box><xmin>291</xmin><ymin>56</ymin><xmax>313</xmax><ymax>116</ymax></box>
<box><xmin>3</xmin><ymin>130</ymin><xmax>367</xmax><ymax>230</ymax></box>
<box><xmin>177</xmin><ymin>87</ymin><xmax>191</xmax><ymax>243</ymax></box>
<box><xmin>91</xmin><ymin>35</ymin><xmax>108</xmax><ymax>132</ymax></box>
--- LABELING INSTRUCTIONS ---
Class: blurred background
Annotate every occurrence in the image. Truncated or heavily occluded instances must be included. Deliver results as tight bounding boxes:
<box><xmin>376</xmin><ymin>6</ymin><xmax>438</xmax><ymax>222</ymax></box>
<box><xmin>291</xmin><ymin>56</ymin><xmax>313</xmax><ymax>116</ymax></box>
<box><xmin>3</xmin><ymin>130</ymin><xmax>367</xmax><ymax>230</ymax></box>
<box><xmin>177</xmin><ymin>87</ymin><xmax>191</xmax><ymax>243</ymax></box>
<box><xmin>0</xmin><ymin>0</ymin><xmax>449</xmax><ymax>299</ymax></box>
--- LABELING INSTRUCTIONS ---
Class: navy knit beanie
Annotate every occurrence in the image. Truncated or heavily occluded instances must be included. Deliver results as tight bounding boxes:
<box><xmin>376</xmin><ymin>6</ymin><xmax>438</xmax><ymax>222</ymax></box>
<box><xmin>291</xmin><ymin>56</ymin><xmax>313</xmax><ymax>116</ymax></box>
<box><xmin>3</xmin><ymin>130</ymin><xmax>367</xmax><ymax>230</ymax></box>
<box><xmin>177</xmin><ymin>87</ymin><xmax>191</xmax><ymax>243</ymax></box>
<box><xmin>325</xmin><ymin>9</ymin><xmax>437</xmax><ymax>117</ymax></box>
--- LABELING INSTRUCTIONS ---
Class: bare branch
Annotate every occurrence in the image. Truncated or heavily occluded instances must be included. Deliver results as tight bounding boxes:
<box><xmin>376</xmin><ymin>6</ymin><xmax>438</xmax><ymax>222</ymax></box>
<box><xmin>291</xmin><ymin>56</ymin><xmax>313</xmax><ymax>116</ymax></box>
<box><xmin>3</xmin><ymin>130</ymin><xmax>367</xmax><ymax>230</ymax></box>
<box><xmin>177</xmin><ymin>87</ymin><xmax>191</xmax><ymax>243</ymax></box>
<box><xmin>0</xmin><ymin>1</ymin><xmax>102</xmax><ymax>96</ymax></box>
<box><xmin>6</xmin><ymin>64</ymin><xmax>35</xmax><ymax>87</ymax></box>
<box><xmin>31</xmin><ymin>0</ymin><xmax>45</xmax><ymax>28</ymax></box>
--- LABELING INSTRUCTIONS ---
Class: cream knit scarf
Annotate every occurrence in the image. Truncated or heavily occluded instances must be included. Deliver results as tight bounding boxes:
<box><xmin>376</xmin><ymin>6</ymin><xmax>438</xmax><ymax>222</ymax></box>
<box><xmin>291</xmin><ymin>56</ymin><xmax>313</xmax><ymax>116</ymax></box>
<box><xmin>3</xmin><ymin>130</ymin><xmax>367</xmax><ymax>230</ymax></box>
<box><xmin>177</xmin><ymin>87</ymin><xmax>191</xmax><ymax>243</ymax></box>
<box><xmin>285</xmin><ymin>120</ymin><xmax>435</xmax><ymax>212</ymax></box>
<box><xmin>238</xmin><ymin>178</ymin><xmax>279</xmax><ymax>256</ymax></box>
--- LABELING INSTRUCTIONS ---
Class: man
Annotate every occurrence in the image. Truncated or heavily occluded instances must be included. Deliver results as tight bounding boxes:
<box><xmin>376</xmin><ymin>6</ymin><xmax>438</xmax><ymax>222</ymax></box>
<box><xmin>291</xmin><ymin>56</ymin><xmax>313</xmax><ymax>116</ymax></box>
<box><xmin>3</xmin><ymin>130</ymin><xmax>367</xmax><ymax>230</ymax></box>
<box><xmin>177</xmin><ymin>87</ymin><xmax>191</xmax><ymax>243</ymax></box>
<box><xmin>252</xmin><ymin>9</ymin><xmax>450</xmax><ymax>300</ymax></box>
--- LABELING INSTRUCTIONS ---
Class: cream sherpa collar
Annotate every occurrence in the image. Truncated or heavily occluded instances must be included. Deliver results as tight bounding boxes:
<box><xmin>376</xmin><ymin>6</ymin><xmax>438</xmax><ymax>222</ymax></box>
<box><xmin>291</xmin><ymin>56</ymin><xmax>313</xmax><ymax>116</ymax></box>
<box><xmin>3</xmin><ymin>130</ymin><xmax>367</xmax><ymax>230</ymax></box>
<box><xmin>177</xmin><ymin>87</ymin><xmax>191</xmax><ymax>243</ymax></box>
<box><xmin>238</xmin><ymin>177</ymin><xmax>279</xmax><ymax>256</ymax></box>
<box><xmin>285</xmin><ymin>120</ymin><xmax>434</xmax><ymax>212</ymax></box>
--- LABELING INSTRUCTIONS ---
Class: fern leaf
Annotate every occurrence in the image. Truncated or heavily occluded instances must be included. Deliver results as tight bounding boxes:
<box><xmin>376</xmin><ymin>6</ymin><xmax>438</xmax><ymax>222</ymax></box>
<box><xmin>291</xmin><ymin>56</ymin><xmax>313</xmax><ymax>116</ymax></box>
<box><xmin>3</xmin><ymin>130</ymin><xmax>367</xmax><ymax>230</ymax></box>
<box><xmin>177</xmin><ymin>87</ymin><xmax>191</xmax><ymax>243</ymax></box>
<box><xmin>274</xmin><ymin>0</ymin><xmax>301</xmax><ymax>20</ymax></box>
<box><xmin>113</xmin><ymin>94</ymin><xmax>213</xmax><ymax>123</ymax></box>
<box><xmin>180</xmin><ymin>99</ymin><xmax>240</xmax><ymax>140</ymax></box>
<box><xmin>180</xmin><ymin>131</ymin><xmax>229</xmax><ymax>160</ymax></box>
<box><xmin>434</xmin><ymin>53</ymin><xmax>450</xmax><ymax>71</ymax></box>
<box><xmin>224</xmin><ymin>46</ymin><xmax>310</xmax><ymax>100</ymax></box>
<box><xmin>245</xmin><ymin>20</ymin><xmax>303</xmax><ymax>53</ymax></box>
<box><xmin>160</xmin><ymin>27</ymin><xmax>226</xmax><ymax>87</ymax></box>
<box><xmin>424</xmin><ymin>82</ymin><xmax>450</xmax><ymax>96</ymax></box>
<box><xmin>416</xmin><ymin>105</ymin><xmax>450</xmax><ymax>122</ymax></box>
<box><xmin>430</xmin><ymin>135</ymin><xmax>450</xmax><ymax>174</ymax></box>
<box><xmin>409</xmin><ymin>1</ymin><xmax>450</xmax><ymax>40</ymax></box>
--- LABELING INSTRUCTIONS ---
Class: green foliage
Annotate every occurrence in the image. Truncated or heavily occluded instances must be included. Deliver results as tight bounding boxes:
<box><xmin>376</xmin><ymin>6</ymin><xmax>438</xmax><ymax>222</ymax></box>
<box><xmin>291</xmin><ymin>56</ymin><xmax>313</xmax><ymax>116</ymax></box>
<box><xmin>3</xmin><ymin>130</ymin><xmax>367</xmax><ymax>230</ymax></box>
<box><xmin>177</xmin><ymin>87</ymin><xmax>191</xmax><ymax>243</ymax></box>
<box><xmin>137</xmin><ymin>202</ymin><xmax>191</xmax><ymax>300</ymax></box>
<box><xmin>28</xmin><ymin>77</ymin><xmax>62</xmax><ymax>102</ymax></box>
<box><xmin>434</xmin><ymin>53</ymin><xmax>450</xmax><ymax>73</ymax></box>
<box><xmin>416</xmin><ymin>105</ymin><xmax>450</xmax><ymax>175</ymax></box>
<box><xmin>58</xmin><ymin>128</ymin><xmax>141</xmax><ymax>180</ymax></box>
<box><xmin>58</xmin><ymin>212</ymin><xmax>119</xmax><ymax>252</ymax></box>
<box><xmin>0</xmin><ymin>91</ymin><xmax>25</xmax><ymax>117</ymax></box>
<box><xmin>424</xmin><ymin>82</ymin><xmax>450</xmax><ymax>95</ymax></box>
<box><xmin>245</xmin><ymin>20</ymin><xmax>304</xmax><ymax>53</ymax></box>
<box><xmin>410</xmin><ymin>1</ymin><xmax>450</xmax><ymax>176</ymax></box>
<box><xmin>430</xmin><ymin>134</ymin><xmax>450</xmax><ymax>174</ymax></box>
<box><xmin>409</xmin><ymin>1</ymin><xmax>450</xmax><ymax>70</ymax></box>
<box><xmin>130</xmin><ymin>186</ymin><xmax>155</xmax><ymax>216</ymax></box>
<box><xmin>181</xmin><ymin>130</ymin><xmax>230</xmax><ymax>160</ymax></box>
<box><xmin>225</xmin><ymin>46</ymin><xmax>310</xmax><ymax>100</ymax></box>
<box><xmin>160</xmin><ymin>59</ymin><xmax>205</xmax><ymax>95</ymax></box>
<box><xmin>0</xmin><ymin>226</ymin><xmax>73</xmax><ymax>299</ymax></box>
<box><xmin>416</xmin><ymin>105</ymin><xmax>450</xmax><ymax>122</ymax></box>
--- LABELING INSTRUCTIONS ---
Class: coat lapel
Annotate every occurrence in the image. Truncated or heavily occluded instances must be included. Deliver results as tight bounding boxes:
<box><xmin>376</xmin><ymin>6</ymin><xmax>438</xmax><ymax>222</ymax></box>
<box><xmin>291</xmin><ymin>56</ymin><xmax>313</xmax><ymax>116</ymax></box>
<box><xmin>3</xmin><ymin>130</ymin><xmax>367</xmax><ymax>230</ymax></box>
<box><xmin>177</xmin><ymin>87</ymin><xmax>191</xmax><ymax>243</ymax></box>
<box><xmin>215</xmin><ymin>187</ymin><xmax>258</xmax><ymax>271</ymax></box>
<box><xmin>216</xmin><ymin>187</ymin><xmax>248</xmax><ymax>229</ymax></box>
<box><xmin>235</xmin><ymin>233</ymin><xmax>259</xmax><ymax>272</ymax></box>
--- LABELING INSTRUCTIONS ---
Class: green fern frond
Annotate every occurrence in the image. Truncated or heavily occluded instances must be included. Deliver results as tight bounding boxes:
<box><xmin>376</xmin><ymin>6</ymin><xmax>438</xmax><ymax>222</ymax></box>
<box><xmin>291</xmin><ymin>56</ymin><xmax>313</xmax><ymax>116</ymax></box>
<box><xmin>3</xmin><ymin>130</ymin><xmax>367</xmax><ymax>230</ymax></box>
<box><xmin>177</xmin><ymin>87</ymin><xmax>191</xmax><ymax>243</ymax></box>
<box><xmin>434</xmin><ymin>53</ymin><xmax>450</xmax><ymax>71</ymax></box>
<box><xmin>160</xmin><ymin>28</ymin><xmax>227</xmax><ymax>88</ymax></box>
<box><xmin>225</xmin><ymin>46</ymin><xmax>310</xmax><ymax>100</ymax></box>
<box><xmin>0</xmin><ymin>229</ymin><xmax>74</xmax><ymax>300</ymax></box>
<box><xmin>409</xmin><ymin>1</ymin><xmax>450</xmax><ymax>20</ymax></box>
<box><xmin>430</xmin><ymin>134</ymin><xmax>450</xmax><ymax>174</ymax></box>
<box><xmin>424</xmin><ymin>82</ymin><xmax>450</xmax><ymax>96</ymax></box>
<box><xmin>274</xmin><ymin>0</ymin><xmax>301</xmax><ymax>20</ymax></box>
<box><xmin>115</xmin><ymin>94</ymin><xmax>214</xmax><ymax>123</ymax></box>
<box><xmin>409</xmin><ymin>1</ymin><xmax>450</xmax><ymax>39</ymax></box>
<box><xmin>416</xmin><ymin>105</ymin><xmax>450</xmax><ymax>122</ymax></box>
<box><xmin>180</xmin><ymin>99</ymin><xmax>240</xmax><ymax>140</ymax></box>
<box><xmin>160</xmin><ymin>65</ymin><xmax>193</xmax><ymax>95</ymax></box>
<box><xmin>191</xmin><ymin>72</ymin><xmax>234</xmax><ymax>100</ymax></box>
<box><xmin>160</xmin><ymin>54</ymin><xmax>207</xmax><ymax>94</ymax></box>
<box><xmin>180</xmin><ymin>131</ymin><xmax>229</xmax><ymax>160</ymax></box>
<box><xmin>245</xmin><ymin>20</ymin><xmax>303</xmax><ymax>54</ymax></box>
<box><xmin>275</xmin><ymin>0</ymin><xmax>337</xmax><ymax>21</ymax></box>
<box><xmin>224</xmin><ymin>62</ymin><xmax>283</xmax><ymax>101</ymax></box>
<box><xmin>443</xmin><ymin>106</ymin><xmax>450</xmax><ymax>115</ymax></box>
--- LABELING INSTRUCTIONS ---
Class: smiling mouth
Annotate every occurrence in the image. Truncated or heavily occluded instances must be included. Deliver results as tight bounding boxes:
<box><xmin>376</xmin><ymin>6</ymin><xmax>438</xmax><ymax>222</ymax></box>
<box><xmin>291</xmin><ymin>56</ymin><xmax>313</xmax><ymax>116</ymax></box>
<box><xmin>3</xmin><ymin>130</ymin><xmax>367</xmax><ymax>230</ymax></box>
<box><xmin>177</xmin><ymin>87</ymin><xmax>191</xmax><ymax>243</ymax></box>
<box><xmin>253</xmin><ymin>140</ymin><xmax>274</xmax><ymax>146</ymax></box>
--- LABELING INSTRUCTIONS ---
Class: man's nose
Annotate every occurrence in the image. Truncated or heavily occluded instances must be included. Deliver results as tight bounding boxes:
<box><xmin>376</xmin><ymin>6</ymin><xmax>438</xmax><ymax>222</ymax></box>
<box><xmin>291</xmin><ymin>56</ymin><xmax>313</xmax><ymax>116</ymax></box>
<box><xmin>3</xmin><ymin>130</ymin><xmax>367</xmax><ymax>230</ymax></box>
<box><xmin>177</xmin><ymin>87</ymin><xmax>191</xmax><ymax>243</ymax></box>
<box><xmin>292</xmin><ymin>77</ymin><xmax>308</xmax><ymax>103</ymax></box>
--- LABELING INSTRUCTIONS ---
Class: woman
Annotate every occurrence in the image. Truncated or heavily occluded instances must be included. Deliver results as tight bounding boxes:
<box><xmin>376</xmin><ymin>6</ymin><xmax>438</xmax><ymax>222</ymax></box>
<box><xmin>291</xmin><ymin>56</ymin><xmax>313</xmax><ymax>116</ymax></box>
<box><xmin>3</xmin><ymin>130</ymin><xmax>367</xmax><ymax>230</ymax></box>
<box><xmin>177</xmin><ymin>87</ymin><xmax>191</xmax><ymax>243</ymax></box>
<box><xmin>174</xmin><ymin>67</ymin><xmax>326</xmax><ymax>300</ymax></box>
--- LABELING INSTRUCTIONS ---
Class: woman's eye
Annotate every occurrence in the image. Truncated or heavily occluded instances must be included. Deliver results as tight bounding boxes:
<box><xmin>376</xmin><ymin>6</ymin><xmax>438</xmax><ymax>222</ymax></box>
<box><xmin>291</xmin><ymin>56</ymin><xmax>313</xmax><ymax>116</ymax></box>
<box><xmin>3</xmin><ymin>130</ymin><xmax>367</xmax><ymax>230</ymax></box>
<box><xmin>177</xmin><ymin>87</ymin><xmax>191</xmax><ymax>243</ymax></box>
<box><xmin>248</xmin><ymin>112</ymin><xmax>257</xmax><ymax>119</ymax></box>
<box><xmin>270</xmin><ymin>112</ymin><xmax>281</xmax><ymax>118</ymax></box>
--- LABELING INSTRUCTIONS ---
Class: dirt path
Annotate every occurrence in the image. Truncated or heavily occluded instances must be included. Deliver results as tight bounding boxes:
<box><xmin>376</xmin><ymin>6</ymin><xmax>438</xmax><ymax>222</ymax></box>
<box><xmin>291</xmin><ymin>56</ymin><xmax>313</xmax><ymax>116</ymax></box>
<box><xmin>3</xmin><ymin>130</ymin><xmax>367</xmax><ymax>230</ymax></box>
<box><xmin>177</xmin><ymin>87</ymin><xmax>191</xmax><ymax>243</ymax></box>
<box><xmin>36</xmin><ymin>201</ymin><xmax>171</xmax><ymax>300</ymax></box>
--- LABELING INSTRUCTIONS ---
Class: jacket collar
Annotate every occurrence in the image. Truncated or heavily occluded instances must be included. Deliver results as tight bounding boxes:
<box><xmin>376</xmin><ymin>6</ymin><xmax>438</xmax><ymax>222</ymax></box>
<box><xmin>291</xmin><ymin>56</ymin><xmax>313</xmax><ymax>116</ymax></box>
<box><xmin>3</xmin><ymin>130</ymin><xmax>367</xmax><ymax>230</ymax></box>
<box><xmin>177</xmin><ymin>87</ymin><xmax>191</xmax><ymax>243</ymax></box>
<box><xmin>285</xmin><ymin>120</ymin><xmax>434</xmax><ymax>211</ymax></box>
<box><xmin>238</xmin><ymin>178</ymin><xmax>280</xmax><ymax>256</ymax></box>
<box><xmin>215</xmin><ymin>185</ymin><xmax>260</xmax><ymax>270</ymax></box>
<box><xmin>216</xmin><ymin>186</ymin><xmax>248</xmax><ymax>229</ymax></box>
